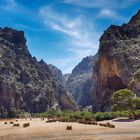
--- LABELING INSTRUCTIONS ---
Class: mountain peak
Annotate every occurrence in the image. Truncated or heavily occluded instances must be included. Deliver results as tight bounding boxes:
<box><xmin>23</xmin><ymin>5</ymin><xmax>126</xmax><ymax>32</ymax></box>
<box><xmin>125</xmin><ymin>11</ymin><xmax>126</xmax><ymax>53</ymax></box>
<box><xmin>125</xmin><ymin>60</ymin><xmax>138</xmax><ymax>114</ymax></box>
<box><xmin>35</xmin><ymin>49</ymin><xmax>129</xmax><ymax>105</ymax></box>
<box><xmin>128</xmin><ymin>9</ymin><xmax>140</xmax><ymax>25</ymax></box>
<box><xmin>0</xmin><ymin>27</ymin><xmax>26</xmax><ymax>46</ymax></box>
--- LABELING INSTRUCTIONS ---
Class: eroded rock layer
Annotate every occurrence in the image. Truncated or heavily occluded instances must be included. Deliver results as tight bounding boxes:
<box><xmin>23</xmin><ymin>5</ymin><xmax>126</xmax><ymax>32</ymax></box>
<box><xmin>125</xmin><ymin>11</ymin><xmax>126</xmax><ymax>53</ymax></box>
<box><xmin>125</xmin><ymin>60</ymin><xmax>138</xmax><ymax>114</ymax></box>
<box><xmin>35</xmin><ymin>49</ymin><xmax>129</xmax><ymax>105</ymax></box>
<box><xmin>92</xmin><ymin>10</ymin><xmax>140</xmax><ymax>112</ymax></box>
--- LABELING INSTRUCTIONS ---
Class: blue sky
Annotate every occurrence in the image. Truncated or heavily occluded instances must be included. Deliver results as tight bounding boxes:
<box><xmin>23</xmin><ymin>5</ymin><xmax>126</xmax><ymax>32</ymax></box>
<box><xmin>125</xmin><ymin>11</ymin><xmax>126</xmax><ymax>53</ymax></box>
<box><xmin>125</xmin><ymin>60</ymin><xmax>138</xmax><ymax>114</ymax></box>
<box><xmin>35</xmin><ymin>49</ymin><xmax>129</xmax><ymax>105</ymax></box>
<box><xmin>0</xmin><ymin>0</ymin><xmax>140</xmax><ymax>73</ymax></box>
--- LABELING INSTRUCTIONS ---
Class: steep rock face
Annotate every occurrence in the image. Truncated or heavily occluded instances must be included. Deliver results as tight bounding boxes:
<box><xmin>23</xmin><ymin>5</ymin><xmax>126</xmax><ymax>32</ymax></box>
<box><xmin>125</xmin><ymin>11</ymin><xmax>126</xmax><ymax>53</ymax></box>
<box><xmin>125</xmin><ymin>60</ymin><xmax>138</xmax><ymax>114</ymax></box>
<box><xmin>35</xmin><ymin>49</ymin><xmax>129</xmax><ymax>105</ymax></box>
<box><xmin>0</xmin><ymin>27</ymin><xmax>77</xmax><ymax>113</ymax></box>
<box><xmin>92</xmin><ymin>10</ymin><xmax>140</xmax><ymax>112</ymax></box>
<box><xmin>48</xmin><ymin>64</ymin><xmax>78</xmax><ymax>109</ymax></box>
<box><xmin>66</xmin><ymin>55</ymin><xmax>98</xmax><ymax>108</ymax></box>
<box><xmin>48</xmin><ymin>64</ymin><xmax>65</xmax><ymax>85</ymax></box>
<box><xmin>63</xmin><ymin>74</ymin><xmax>70</xmax><ymax>84</ymax></box>
<box><xmin>129</xmin><ymin>68</ymin><xmax>140</xmax><ymax>96</ymax></box>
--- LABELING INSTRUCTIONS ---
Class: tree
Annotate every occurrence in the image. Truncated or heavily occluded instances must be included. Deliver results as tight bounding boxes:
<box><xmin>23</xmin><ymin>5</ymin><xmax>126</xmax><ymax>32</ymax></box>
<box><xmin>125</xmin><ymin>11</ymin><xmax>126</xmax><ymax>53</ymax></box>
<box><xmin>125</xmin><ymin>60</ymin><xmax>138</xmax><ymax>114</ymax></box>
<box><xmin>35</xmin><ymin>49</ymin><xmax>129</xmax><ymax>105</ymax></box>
<box><xmin>134</xmin><ymin>97</ymin><xmax>140</xmax><ymax>109</ymax></box>
<box><xmin>111</xmin><ymin>89</ymin><xmax>137</xmax><ymax>118</ymax></box>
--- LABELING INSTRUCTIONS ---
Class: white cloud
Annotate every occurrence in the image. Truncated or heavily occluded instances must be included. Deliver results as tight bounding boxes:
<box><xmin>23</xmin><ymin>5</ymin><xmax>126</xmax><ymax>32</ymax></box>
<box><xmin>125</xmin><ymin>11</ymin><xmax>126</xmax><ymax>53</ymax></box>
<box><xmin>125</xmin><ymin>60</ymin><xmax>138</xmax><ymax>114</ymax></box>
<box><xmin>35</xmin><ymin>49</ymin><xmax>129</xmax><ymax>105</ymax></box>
<box><xmin>39</xmin><ymin>6</ymin><xmax>99</xmax><ymax>48</ymax></box>
<box><xmin>61</xmin><ymin>0</ymin><xmax>130</xmax><ymax>21</ymax></box>
<box><xmin>99</xmin><ymin>9</ymin><xmax>118</xmax><ymax>18</ymax></box>
<box><xmin>39</xmin><ymin>6</ymin><xmax>99</xmax><ymax>73</ymax></box>
<box><xmin>61</xmin><ymin>0</ymin><xmax>138</xmax><ymax>9</ymax></box>
<box><xmin>39</xmin><ymin>7</ymin><xmax>85</xmax><ymax>42</ymax></box>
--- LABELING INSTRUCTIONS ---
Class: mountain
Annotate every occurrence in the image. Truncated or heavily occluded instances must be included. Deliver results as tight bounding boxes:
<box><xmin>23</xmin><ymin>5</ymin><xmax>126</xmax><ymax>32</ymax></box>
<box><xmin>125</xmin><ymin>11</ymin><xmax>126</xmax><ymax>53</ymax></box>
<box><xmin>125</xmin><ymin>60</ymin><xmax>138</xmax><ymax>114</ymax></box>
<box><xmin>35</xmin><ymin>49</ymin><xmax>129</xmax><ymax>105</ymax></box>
<box><xmin>66</xmin><ymin>55</ymin><xmax>98</xmax><ymax>108</ymax></box>
<box><xmin>0</xmin><ymin>27</ymin><xmax>77</xmax><ymax>113</ymax></box>
<box><xmin>63</xmin><ymin>74</ymin><xmax>70</xmax><ymax>84</ymax></box>
<box><xmin>92</xmin><ymin>10</ymin><xmax>140</xmax><ymax>112</ymax></box>
<box><xmin>48</xmin><ymin>64</ymin><xmax>65</xmax><ymax>85</ymax></box>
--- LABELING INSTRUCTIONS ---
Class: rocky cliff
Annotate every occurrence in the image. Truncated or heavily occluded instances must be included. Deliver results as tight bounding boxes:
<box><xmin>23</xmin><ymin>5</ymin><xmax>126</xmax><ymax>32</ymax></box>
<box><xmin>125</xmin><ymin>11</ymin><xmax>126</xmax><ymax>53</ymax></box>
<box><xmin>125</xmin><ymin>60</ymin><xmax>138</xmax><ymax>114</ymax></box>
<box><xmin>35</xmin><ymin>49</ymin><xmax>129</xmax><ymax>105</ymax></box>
<box><xmin>48</xmin><ymin>64</ymin><xmax>65</xmax><ymax>85</ymax></box>
<box><xmin>92</xmin><ymin>10</ymin><xmax>140</xmax><ymax>112</ymax></box>
<box><xmin>0</xmin><ymin>27</ymin><xmax>77</xmax><ymax>113</ymax></box>
<box><xmin>63</xmin><ymin>74</ymin><xmax>70</xmax><ymax>84</ymax></box>
<box><xmin>66</xmin><ymin>55</ymin><xmax>98</xmax><ymax>108</ymax></box>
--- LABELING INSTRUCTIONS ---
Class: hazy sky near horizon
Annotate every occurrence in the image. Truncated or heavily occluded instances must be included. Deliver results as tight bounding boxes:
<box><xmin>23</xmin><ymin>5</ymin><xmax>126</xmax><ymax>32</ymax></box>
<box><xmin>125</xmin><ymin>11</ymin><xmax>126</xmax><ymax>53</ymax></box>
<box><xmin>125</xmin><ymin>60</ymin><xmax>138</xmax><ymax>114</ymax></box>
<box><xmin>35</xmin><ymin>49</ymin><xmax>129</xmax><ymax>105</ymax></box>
<box><xmin>0</xmin><ymin>0</ymin><xmax>140</xmax><ymax>73</ymax></box>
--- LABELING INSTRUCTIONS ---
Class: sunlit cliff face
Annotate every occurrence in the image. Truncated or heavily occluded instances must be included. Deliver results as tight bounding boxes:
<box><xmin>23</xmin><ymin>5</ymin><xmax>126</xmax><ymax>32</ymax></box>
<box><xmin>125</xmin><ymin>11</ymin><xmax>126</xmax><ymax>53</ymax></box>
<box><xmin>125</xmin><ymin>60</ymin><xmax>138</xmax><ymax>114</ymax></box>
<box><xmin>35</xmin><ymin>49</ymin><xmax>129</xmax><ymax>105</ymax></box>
<box><xmin>92</xmin><ymin>10</ymin><xmax>140</xmax><ymax>112</ymax></box>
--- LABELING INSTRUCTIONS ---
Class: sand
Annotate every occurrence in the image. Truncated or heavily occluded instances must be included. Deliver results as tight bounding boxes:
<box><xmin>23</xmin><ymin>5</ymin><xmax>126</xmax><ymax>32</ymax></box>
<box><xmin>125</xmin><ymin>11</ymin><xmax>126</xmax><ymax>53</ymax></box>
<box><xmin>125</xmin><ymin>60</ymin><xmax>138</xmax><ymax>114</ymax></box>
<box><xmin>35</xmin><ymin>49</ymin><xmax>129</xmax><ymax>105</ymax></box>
<box><xmin>0</xmin><ymin>118</ymin><xmax>140</xmax><ymax>140</ymax></box>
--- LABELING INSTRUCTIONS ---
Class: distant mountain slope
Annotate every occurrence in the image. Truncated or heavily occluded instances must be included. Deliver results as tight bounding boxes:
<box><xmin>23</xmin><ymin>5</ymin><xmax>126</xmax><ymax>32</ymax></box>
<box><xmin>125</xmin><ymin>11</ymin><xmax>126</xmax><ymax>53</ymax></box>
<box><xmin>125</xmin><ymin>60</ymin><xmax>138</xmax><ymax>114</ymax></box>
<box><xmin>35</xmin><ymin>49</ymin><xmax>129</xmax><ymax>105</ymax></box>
<box><xmin>66</xmin><ymin>55</ymin><xmax>98</xmax><ymax>108</ymax></box>
<box><xmin>0</xmin><ymin>27</ymin><xmax>77</xmax><ymax>113</ymax></box>
<box><xmin>92</xmin><ymin>10</ymin><xmax>140</xmax><ymax>112</ymax></box>
<box><xmin>63</xmin><ymin>74</ymin><xmax>70</xmax><ymax>84</ymax></box>
<box><xmin>48</xmin><ymin>64</ymin><xmax>65</xmax><ymax>85</ymax></box>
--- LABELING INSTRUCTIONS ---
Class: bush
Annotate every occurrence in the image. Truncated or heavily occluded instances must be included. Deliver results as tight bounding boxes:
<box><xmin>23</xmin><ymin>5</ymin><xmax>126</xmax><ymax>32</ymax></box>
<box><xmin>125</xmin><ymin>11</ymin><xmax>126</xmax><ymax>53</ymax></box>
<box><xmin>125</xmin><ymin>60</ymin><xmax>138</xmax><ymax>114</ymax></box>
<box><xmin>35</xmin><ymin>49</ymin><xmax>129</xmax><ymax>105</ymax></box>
<box><xmin>94</xmin><ymin>112</ymin><xmax>114</xmax><ymax>121</ymax></box>
<box><xmin>60</xmin><ymin>116</ymin><xmax>72</xmax><ymax>122</ymax></box>
<box><xmin>3</xmin><ymin>108</ymin><xmax>26</xmax><ymax>118</ymax></box>
<box><xmin>34</xmin><ymin>110</ymin><xmax>140</xmax><ymax>122</ymax></box>
<box><xmin>58</xmin><ymin>111</ymin><xmax>94</xmax><ymax>122</ymax></box>
<box><xmin>112</xmin><ymin>111</ymin><xmax>129</xmax><ymax>118</ymax></box>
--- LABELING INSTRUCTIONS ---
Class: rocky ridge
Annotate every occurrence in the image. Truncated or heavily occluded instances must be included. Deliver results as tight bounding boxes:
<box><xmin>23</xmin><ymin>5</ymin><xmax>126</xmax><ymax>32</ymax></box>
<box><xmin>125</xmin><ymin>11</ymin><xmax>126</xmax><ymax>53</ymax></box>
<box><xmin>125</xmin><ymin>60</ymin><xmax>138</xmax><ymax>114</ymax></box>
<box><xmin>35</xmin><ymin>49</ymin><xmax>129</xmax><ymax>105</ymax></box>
<box><xmin>92</xmin><ymin>10</ymin><xmax>140</xmax><ymax>112</ymax></box>
<box><xmin>0</xmin><ymin>27</ymin><xmax>77</xmax><ymax>113</ymax></box>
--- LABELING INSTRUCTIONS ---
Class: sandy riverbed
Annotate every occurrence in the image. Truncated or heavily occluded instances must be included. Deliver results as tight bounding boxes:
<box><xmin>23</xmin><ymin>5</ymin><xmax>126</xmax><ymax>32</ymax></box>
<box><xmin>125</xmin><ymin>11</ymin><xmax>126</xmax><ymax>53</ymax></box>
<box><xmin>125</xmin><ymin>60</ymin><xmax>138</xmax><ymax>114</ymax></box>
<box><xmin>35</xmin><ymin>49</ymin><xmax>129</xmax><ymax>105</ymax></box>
<box><xmin>0</xmin><ymin>118</ymin><xmax>140</xmax><ymax>140</ymax></box>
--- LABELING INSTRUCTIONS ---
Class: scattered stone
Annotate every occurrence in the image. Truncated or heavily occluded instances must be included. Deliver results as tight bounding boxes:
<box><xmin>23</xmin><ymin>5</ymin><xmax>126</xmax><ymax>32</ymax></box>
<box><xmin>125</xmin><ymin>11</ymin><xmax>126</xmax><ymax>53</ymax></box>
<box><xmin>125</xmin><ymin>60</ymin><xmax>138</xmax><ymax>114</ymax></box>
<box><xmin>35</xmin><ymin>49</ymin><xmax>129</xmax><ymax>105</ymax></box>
<box><xmin>13</xmin><ymin>123</ymin><xmax>20</xmax><ymax>127</ymax></box>
<box><xmin>108</xmin><ymin>124</ymin><xmax>115</xmax><ymax>128</ymax></box>
<box><xmin>9</xmin><ymin>122</ymin><xmax>14</xmax><ymax>124</ymax></box>
<box><xmin>23</xmin><ymin>123</ymin><xmax>30</xmax><ymax>128</ymax></box>
<box><xmin>66</xmin><ymin>126</ymin><xmax>72</xmax><ymax>130</ymax></box>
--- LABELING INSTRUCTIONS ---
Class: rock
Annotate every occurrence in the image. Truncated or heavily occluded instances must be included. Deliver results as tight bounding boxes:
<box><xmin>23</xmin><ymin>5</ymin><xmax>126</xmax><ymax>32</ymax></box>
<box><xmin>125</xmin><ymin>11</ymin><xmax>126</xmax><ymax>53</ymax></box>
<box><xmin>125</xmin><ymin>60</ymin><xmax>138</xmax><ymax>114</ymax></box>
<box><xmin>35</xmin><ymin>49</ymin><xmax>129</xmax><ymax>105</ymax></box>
<box><xmin>129</xmin><ymin>69</ymin><xmax>140</xmax><ymax>96</ymax></box>
<box><xmin>48</xmin><ymin>64</ymin><xmax>65</xmax><ymax>85</ymax></box>
<box><xmin>66</xmin><ymin>55</ymin><xmax>98</xmax><ymax>108</ymax></box>
<box><xmin>66</xmin><ymin>125</ymin><xmax>72</xmax><ymax>130</ymax></box>
<box><xmin>63</xmin><ymin>74</ymin><xmax>70</xmax><ymax>84</ymax></box>
<box><xmin>23</xmin><ymin>123</ymin><xmax>30</xmax><ymax>128</ymax></box>
<box><xmin>0</xmin><ymin>27</ymin><xmax>77</xmax><ymax>114</ymax></box>
<box><xmin>13</xmin><ymin>123</ymin><xmax>20</xmax><ymax>127</ymax></box>
<box><xmin>92</xmin><ymin>10</ymin><xmax>140</xmax><ymax>112</ymax></box>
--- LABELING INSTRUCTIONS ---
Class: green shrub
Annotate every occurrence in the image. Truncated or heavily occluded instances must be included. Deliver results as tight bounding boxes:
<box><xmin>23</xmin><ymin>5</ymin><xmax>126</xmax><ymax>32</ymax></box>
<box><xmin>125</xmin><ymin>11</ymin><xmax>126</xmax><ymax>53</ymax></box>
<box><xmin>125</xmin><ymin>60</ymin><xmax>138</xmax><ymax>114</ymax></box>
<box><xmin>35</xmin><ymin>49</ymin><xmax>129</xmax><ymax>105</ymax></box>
<box><xmin>94</xmin><ymin>112</ymin><xmax>115</xmax><ymax>121</ymax></box>
<box><xmin>33</xmin><ymin>110</ymin><xmax>140</xmax><ymax>122</ymax></box>
<box><xmin>60</xmin><ymin>116</ymin><xmax>72</xmax><ymax>122</ymax></box>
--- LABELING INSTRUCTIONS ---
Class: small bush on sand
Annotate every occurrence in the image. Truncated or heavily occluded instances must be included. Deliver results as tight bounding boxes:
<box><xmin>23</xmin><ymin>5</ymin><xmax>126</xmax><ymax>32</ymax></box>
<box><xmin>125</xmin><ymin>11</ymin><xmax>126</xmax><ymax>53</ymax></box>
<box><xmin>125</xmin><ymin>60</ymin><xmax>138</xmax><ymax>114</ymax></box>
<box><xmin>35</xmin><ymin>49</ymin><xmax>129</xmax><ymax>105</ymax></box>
<box><xmin>13</xmin><ymin>123</ymin><xmax>20</xmax><ymax>127</ymax></box>
<box><xmin>23</xmin><ymin>123</ymin><xmax>30</xmax><ymax>128</ymax></box>
<box><xmin>66</xmin><ymin>126</ymin><xmax>72</xmax><ymax>130</ymax></box>
<box><xmin>108</xmin><ymin>124</ymin><xmax>115</xmax><ymax>128</ymax></box>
